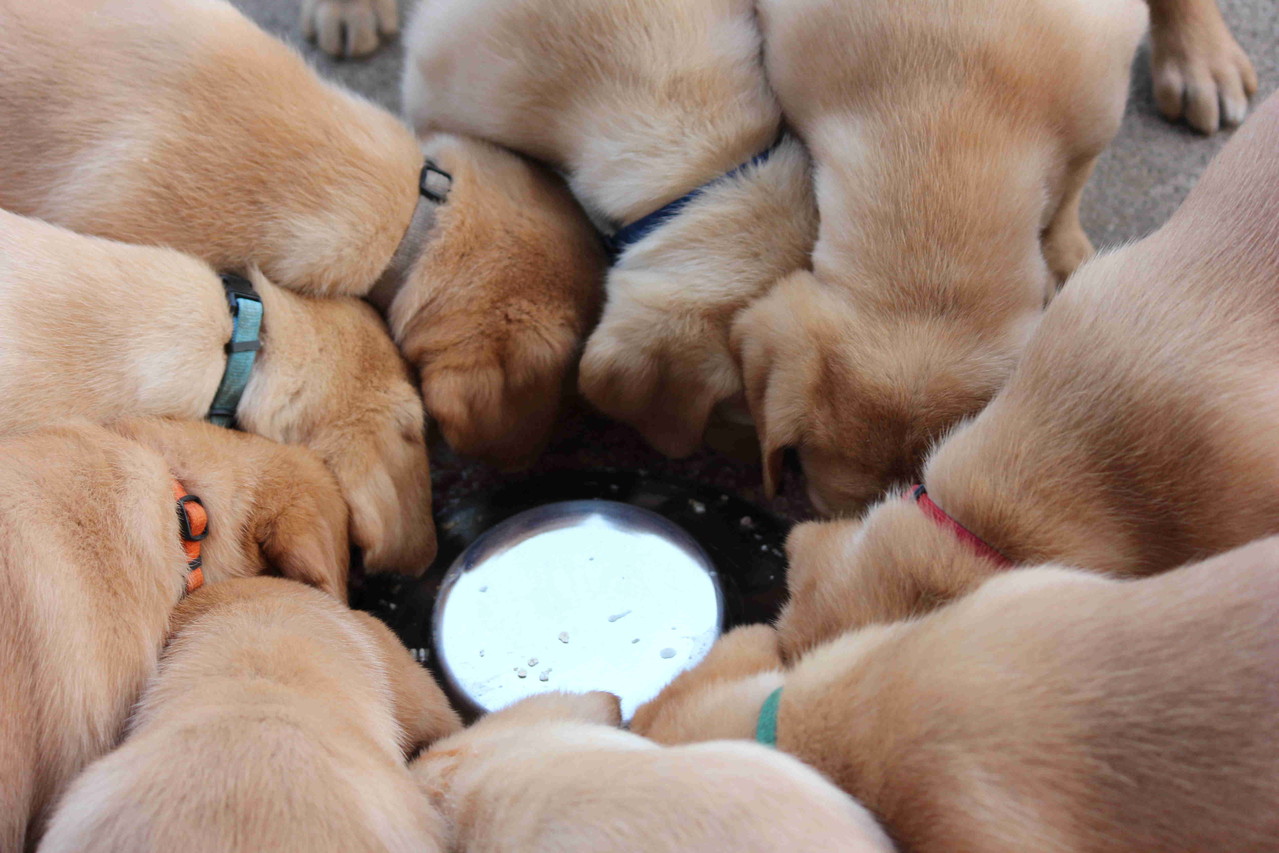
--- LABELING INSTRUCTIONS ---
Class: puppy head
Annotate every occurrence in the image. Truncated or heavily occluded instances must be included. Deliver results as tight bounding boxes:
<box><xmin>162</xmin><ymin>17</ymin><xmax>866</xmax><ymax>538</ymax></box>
<box><xmin>298</xmin><ymin>297</ymin><xmax>437</xmax><ymax>576</ymax></box>
<box><xmin>578</xmin><ymin>136</ymin><xmax>819</xmax><ymax>459</ymax></box>
<box><xmin>111</xmin><ymin>418</ymin><xmax>350</xmax><ymax>599</ymax></box>
<box><xmin>631</xmin><ymin>625</ymin><xmax>784</xmax><ymax>744</ymax></box>
<box><xmin>578</xmin><ymin>273</ymin><xmax>745</xmax><ymax>458</ymax></box>
<box><xmin>391</xmin><ymin>134</ymin><xmax>605</xmax><ymax>470</ymax></box>
<box><xmin>347</xmin><ymin>611</ymin><xmax>463</xmax><ymax>756</ymax></box>
<box><xmin>734</xmin><ymin>272</ymin><xmax>1020</xmax><ymax>515</ymax></box>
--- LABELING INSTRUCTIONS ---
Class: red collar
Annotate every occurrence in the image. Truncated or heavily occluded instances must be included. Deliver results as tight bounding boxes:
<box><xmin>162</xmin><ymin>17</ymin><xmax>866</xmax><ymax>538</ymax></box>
<box><xmin>908</xmin><ymin>485</ymin><xmax>1012</xmax><ymax>568</ymax></box>
<box><xmin>172</xmin><ymin>479</ymin><xmax>208</xmax><ymax>595</ymax></box>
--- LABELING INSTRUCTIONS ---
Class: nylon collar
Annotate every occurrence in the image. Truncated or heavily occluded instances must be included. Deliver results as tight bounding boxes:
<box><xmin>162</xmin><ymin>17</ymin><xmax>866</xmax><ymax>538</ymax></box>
<box><xmin>207</xmin><ymin>273</ymin><xmax>262</xmax><ymax>429</ymax></box>
<box><xmin>172</xmin><ymin>478</ymin><xmax>208</xmax><ymax>595</ymax></box>
<box><xmin>607</xmin><ymin>139</ymin><xmax>782</xmax><ymax>259</ymax></box>
<box><xmin>367</xmin><ymin>160</ymin><xmax>453</xmax><ymax>314</ymax></box>
<box><xmin>755</xmin><ymin>687</ymin><xmax>783</xmax><ymax>747</ymax></box>
<box><xmin>908</xmin><ymin>485</ymin><xmax>1012</xmax><ymax>567</ymax></box>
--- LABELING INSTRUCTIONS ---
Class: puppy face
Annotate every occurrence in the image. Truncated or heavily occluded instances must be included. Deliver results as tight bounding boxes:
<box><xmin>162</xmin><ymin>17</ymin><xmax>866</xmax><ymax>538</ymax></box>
<box><xmin>392</xmin><ymin>134</ymin><xmax>604</xmax><ymax>470</ymax></box>
<box><xmin>734</xmin><ymin>272</ymin><xmax>1020</xmax><ymax>515</ymax></box>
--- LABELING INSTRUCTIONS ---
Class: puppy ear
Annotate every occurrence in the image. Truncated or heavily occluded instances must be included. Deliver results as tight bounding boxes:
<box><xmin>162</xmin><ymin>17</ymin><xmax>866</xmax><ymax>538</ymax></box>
<box><xmin>733</xmin><ymin>273</ymin><xmax>827</xmax><ymax>498</ymax></box>
<box><xmin>349</xmin><ymin>611</ymin><xmax>463</xmax><ymax>755</ymax></box>
<box><xmin>492</xmin><ymin>691</ymin><xmax>623</xmax><ymax>727</ymax></box>
<box><xmin>776</xmin><ymin>518</ymin><xmax>866</xmax><ymax>661</ymax></box>
<box><xmin>631</xmin><ymin>625</ymin><xmax>781</xmax><ymax>735</ymax></box>
<box><xmin>256</xmin><ymin>447</ymin><xmax>351</xmax><ymax>601</ymax></box>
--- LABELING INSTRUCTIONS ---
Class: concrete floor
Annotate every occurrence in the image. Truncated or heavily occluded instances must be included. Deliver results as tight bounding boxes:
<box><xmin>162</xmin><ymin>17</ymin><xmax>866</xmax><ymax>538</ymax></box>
<box><xmin>234</xmin><ymin>0</ymin><xmax>1278</xmax><ymax>525</ymax></box>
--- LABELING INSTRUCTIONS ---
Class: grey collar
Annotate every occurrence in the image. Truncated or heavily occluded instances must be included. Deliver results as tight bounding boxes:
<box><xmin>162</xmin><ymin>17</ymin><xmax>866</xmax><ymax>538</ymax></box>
<box><xmin>368</xmin><ymin>160</ymin><xmax>453</xmax><ymax>314</ymax></box>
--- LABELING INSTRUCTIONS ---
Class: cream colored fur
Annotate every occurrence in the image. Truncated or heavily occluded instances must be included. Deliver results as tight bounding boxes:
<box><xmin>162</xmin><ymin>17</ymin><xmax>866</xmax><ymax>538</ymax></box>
<box><xmin>0</xmin><ymin>0</ymin><xmax>602</xmax><ymax>469</ymax></box>
<box><xmin>0</xmin><ymin>209</ymin><xmax>434</xmax><ymax>574</ymax></box>
<box><xmin>403</xmin><ymin>0</ymin><xmax>818</xmax><ymax>457</ymax></box>
<box><xmin>1147</xmin><ymin>0</ymin><xmax>1258</xmax><ymax>133</ymax></box>
<box><xmin>777</xmin><ymin>88</ymin><xmax>1279</xmax><ymax>658</ymax></box>
<box><xmin>731</xmin><ymin>0</ymin><xmax>1148</xmax><ymax>514</ymax></box>
<box><xmin>0</xmin><ymin>419</ymin><xmax>348</xmax><ymax>851</ymax></box>
<box><xmin>37</xmin><ymin>577</ymin><xmax>461</xmax><ymax>853</ymax></box>
<box><xmin>411</xmin><ymin>691</ymin><xmax>894</xmax><ymax>853</ymax></box>
<box><xmin>635</xmin><ymin>538</ymin><xmax>1279</xmax><ymax>852</ymax></box>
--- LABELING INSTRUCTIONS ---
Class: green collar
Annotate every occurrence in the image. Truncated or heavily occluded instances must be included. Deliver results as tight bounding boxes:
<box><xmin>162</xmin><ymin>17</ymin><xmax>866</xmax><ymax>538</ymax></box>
<box><xmin>755</xmin><ymin>687</ymin><xmax>783</xmax><ymax>747</ymax></box>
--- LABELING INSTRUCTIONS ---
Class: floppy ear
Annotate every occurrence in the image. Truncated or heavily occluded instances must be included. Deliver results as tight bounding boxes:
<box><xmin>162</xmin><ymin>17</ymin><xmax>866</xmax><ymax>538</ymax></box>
<box><xmin>732</xmin><ymin>273</ymin><xmax>825</xmax><ymax>498</ymax></box>
<box><xmin>349</xmin><ymin>611</ymin><xmax>463</xmax><ymax>755</ymax></box>
<box><xmin>255</xmin><ymin>446</ymin><xmax>351</xmax><ymax>601</ymax></box>
<box><xmin>776</xmin><ymin>517</ymin><xmax>867</xmax><ymax>662</ymax></box>
<box><xmin>631</xmin><ymin>625</ymin><xmax>781</xmax><ymax>735</ymax></box>
<box><xmin>490</xmin><ymin>691</ymin><xmax>623</xmax><ymax>728</ymax></box>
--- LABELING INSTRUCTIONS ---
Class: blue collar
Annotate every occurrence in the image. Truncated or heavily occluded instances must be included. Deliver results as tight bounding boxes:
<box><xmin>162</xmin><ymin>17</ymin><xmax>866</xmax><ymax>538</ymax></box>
<box><xmin>607</xmin><ymin>139</ymin><xmax>782</xmax><ymax>258</ymax></box>
<box><xmin>207</xmin><ymin>273</ymin><xmax>263</xmax><ymax>429</ymax></box>
<box><xmin>755</xmin><ymin>687</ymin><xmax>783</xmax><ymax>747</ymax></box>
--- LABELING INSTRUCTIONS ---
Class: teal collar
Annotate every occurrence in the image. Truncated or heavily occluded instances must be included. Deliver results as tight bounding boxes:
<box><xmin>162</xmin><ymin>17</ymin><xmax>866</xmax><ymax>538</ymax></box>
<box><xmin>207</xmin><ymin>273</ymin><xmax>263</xmax><ymax>429</ymax></box>
<box><xmin>755</xmin><ymin>687</ymin><xmax>783</xmax><ymax>747</ymax></box>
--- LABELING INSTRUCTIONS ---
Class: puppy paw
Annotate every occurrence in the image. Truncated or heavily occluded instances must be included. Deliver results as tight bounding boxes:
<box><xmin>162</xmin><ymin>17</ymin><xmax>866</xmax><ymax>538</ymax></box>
<box><xmin>300</xmin><ymin>0</ymin><xmax>398</xmax><ymax>59</ymax></box>
<box><xmin>1151</xmin><ymin>12</ymin><xmax>1258</xmax><ymax>134</ymax></box>
<box><xmin>579</xmin><ymin>292</ymin><xmax>740</xmax><ymax>458</ymax></box>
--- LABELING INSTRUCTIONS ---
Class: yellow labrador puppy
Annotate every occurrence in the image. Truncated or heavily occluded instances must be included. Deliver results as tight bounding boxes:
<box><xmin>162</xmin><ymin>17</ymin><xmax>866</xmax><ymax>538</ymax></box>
<box><xmin>394</xmin><ymin>0</ymin><xmax>1255</xmax><ymax>135</ymax></box>
<box><xmin>0</xmin><ymin>209</ymin><xmax>433</xmax><ymax>574</ymax></box>
<box><xmin>403</xmin><ymin>0</ymin><xmax>819</xmax><ymax>458</ymax></box>
<box><xmin>776</xmin><ymin>88</ymin><xmax>1279</xmax><ymax>659</ymax></box>
<box><xmin>410</xmin><ymin>691</ymin><xmax>895</xmax><ymax>853</ymax></box>
<box><xmin>634</xmin><ymin>537</ymin><xmax>1279</xmax><ymax>852</ymax></box>
<box><xmin>39</xmin><ymin>577</ymin><xmax>462</xmax><ymax>853</ymax></box>
<box><xmin>0</xmin><ymin>0</ymin><xmax>604</xmax><ymax>470</ymax></box>
<box><xmin>732</xmin><ymin>0</ymin><xmax>1148</xmax><ymax>515</ymax></box>
<box><xmin>0</xmin><ymin>419</ymin><xmax>348</xmax><ymax>851</ymax></box>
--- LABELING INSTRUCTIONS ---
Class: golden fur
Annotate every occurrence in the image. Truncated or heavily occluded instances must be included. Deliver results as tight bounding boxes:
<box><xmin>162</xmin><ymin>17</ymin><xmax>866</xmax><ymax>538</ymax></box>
<box><xmin>38</xmin><ymin>577</ymin><xmax>461</xmax><ymax>853</ymax></box>
<box><xmin>635</xmin><ymin>538</ymin><xmax>1279</xmax><ymax>852</ymax></box>
<box><xmin>731</xmin><ymin>0</ymin><xmax>1148</xmax><ymax>514</ymax></box>
<box><xmin>0</xmin><ymin>208</ymin><xmax>434</xmax><ymax>574</ymax></box>
<box><xmin>403</xmin><ymin>0</ymin><xmax>819</xmax><ymax>457</ymax></box>
<box><xmin>386</xmin><ymin>134</ymin><xmax>605</xmax><ymax>469</ymax></box>
<box><xmin>0</xmin><ymin>0</ymin><xmax>603</xmax><ymax>469</ymax></box>
<box><xmin>0</xmin><ymin>419</ymin><xmax>348</xmax><ymax>850</ymax></box>
<box><xmin>777</xmin><ymin>88</ymin><xmax>1279</xmax><ymax>659</ymax></box>
<box><xmin>411</xmin><ymin>691</ymin><xmax>894</xmax><ymax>853</ymax></box>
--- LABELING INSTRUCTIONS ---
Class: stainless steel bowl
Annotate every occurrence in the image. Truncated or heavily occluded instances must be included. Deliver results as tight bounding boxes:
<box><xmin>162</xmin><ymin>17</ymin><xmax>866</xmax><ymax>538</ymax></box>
<box><xmin>353</xmin><ymin>470</ymin><xmax>789</xmax><ymax>724</ymax></box>
<box><xmin>432</xmin><ymin>500</ymin><xmax>723</xmax><ymax>721</ymax></box>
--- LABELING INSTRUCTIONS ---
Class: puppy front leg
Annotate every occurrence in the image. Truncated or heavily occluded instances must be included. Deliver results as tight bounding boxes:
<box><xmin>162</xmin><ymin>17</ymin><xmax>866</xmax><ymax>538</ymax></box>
<box><xmin>301</xmin><ymin>0</ymin><xmax>398</xmax><ymax>59</ymax></box>
<box><xmin>1146</xmin><ymin>0</ymin><xmax>1257</xmax><ymax>134</ymax></box>
<box><xmin>1040</xmin><ymin>155</ymin><xmax>1098</xmax><ymax>292</ymax></box>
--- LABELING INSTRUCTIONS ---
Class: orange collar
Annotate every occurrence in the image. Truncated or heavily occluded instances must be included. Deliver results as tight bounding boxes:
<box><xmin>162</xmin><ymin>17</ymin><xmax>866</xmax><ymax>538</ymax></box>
<box><xmin>172</xmin><ymin>479</ymin><xmax>208</xmax><ymax>595</ymax></box>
